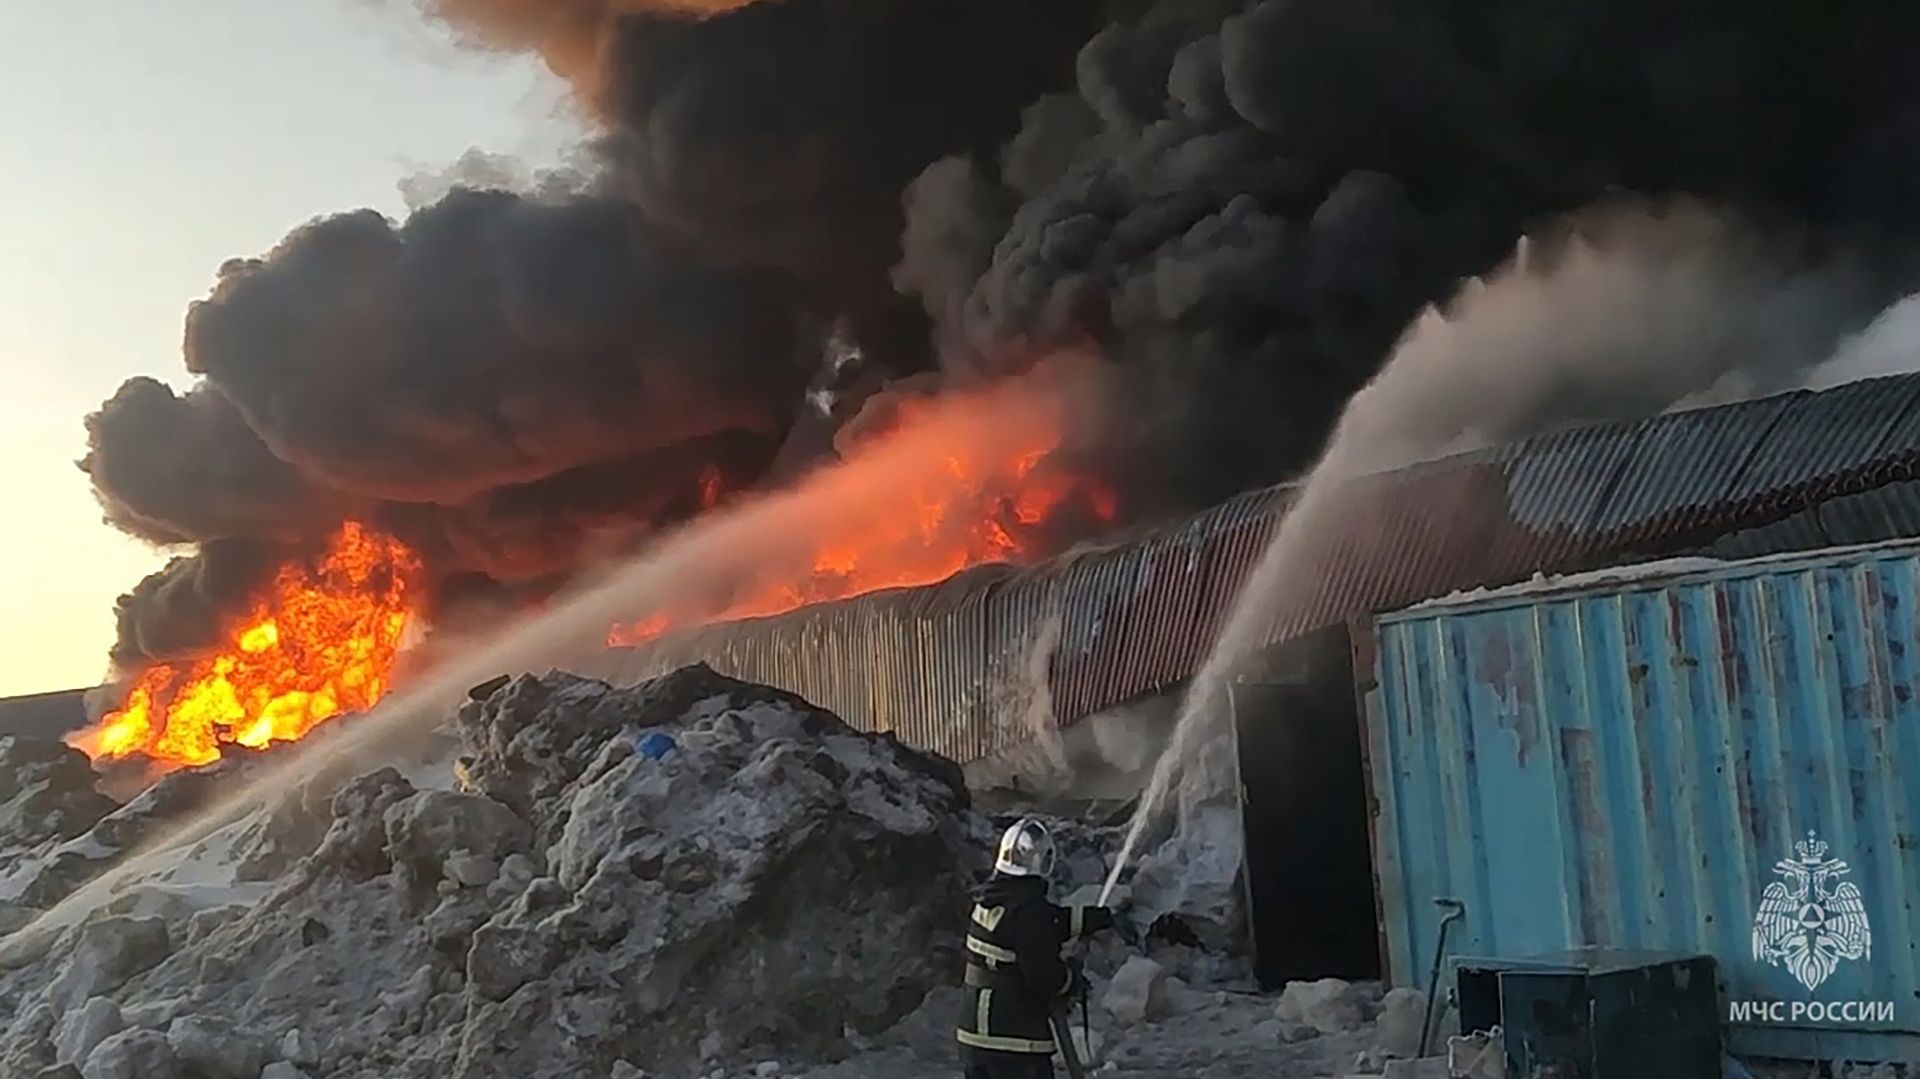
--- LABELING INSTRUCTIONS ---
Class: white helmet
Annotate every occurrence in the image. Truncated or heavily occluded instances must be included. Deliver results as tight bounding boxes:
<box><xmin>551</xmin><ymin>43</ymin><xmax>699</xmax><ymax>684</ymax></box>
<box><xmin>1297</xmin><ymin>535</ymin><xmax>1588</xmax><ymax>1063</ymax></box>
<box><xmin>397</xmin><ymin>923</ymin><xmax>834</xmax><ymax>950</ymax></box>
<box><xmin>993</xmin><ymin>817</ymin><xmax>1057</xmax><ymax>879</ymax></box>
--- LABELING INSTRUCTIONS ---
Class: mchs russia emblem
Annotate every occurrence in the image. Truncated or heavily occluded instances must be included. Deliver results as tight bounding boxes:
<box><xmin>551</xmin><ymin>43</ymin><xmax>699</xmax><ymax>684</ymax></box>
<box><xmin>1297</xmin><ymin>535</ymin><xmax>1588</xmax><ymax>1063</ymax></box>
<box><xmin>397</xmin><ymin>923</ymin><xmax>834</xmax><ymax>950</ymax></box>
<box><xmin>1751</xmin><ymin>831</ymin><xmax>1872</xmax><ymax>991</ymax></box>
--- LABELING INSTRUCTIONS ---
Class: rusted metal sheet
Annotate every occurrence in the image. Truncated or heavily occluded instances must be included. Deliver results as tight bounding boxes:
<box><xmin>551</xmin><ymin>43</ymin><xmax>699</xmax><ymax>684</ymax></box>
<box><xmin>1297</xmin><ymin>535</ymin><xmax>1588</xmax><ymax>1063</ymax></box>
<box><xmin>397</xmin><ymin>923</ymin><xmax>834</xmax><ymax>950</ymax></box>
<box><xmin>875</xmin><ymin>592</ymin><xmax>911</xmax><ymax>741</ymax></box>
<box><xmin>1047</xmin><ymin>551</ymin><xmax>1115</xmax><ymax>724</ymax></box>
<box><xmin>983</xmin><ymin>564</ymin><xmax>1061</xmax><ymax>749</ymax></box>
<box><xmin>1123</xmin><ymin>532</ymin><xmax>1209</xmax><ymax>692</ymax></box>
<box><xmin>945</xmin><ymin>592</ymin><xmax>982</xmax><ymax>761</ymax></box>
<box><xmin>1191</xmin><ymin>487</ymin><xmax>1282</xmax><ymax>649</ymax></box>
<box><xmin>1261</xmin><ymin>458</ymin><xmax>1522</xmax><ymax>645</ymax></box>
<box><xmin>1359</xmin><ymin>541</ymin><xmax>1920</xmax><ymax>1062</ymax></box>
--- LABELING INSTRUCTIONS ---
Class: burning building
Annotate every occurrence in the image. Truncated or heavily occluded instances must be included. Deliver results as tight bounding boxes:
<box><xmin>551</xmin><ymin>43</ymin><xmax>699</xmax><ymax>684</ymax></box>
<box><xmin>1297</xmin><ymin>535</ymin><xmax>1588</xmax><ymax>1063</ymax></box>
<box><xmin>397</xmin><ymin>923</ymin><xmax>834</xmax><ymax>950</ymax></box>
<box><xmin>15</xmin><ymin>366</ymin><xmax>1920</xmax><ymax>1072</ymax></box>
<box><xmin>575</xmin><ymin>369</ymin><xmax>1920</xmax><ymax>988</ymax></box>
<box><xmin>17</xmin><ymin>0</ymin><xmax>1920</xmax><ymax>1071</ymax></box>
<box><xmin>73</xmin><ymin>524</ymin><xmax>422</xmax><ymax>769</ymax></box>
<box><xmin>59</xmin><ymin>0</ymin><xmax>1920</xmax><ymax>780</ymax></box>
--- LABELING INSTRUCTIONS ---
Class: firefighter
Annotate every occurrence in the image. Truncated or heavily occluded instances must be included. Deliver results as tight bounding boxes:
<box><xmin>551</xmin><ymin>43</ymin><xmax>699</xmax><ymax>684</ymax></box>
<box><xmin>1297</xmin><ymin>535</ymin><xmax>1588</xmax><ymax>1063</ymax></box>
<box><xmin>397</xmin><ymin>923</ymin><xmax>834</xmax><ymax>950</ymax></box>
<box><xmin>957</xmin><ymin>817</ymin><xmax>1118</xmax><ymax>1079</ymax></box>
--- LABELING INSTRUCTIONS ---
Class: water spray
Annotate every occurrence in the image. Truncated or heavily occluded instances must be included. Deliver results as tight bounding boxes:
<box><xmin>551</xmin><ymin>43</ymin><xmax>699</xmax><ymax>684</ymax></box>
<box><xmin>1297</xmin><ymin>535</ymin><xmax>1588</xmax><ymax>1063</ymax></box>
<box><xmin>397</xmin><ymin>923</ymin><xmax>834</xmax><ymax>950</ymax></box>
<box><xmin>1100</xmin><ymin>204</ymin><xmax>1851</xmax><ymax>905</ymax></box>
<box><xmin>12</xmin><ymin>361</ymin><xmax>1106</xmax><ymax>952</ymax></box>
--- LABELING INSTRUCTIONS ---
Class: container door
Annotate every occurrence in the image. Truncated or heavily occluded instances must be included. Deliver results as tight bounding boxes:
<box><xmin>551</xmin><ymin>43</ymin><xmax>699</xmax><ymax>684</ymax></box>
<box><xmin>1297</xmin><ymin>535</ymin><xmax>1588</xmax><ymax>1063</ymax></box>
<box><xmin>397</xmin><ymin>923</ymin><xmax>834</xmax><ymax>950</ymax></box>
<box><xmin>1232</xmin><ymin>628</ymin><xmax>1380</xmax><ymax>987</ymax></box>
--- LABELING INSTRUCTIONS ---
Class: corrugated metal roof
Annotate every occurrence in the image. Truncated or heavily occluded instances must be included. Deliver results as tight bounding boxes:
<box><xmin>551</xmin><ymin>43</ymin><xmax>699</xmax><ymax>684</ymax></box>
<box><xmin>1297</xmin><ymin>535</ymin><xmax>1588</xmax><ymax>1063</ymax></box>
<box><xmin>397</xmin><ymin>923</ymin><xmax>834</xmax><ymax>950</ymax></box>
<box><xmin>1816</xmin><ymin>480</ymin><xmax>1920</xmax><ymax>547</ymax></box>
<box><xmin>1358</xmin><ymin>540</ymin><xmax>1920</xmax><ymax>1061</ymax></box>
<box><xmin>1599</xmin><ymin>395</ymin><xmax>1798</xmax><ymax>537</ymax></box>
<box><xmin>582</xmin><ymin>372</ymin><xmax>1920</xmax><ymax>764</ymax></box>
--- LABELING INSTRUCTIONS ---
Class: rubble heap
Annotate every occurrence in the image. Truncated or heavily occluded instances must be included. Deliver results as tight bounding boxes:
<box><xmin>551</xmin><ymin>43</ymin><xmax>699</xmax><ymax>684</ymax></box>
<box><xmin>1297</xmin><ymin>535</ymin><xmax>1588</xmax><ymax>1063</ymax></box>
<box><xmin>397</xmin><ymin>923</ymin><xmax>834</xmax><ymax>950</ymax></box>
<box><xmin>0</xmin><ymin>665</ymin><xmax>991</xmax><ymax>1079</ymax></box>
<box><xmin>0</xmin><ymin>737</ymin><xmax>121</xmax><ymax>914</ymax></box>
<box><xmin>0</xmin><ymin>737</ymin><xmax>297</xmax><ymax>918</ymax></box>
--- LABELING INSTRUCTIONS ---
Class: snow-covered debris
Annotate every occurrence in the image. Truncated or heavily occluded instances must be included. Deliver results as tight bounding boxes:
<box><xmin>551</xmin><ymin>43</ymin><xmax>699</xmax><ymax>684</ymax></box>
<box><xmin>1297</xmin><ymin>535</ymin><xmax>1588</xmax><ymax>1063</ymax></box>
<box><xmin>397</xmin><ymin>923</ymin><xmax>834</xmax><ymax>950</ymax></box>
<box><xmin>0</xmin><ymin>738</ymin><xmax>116</xmax><ymax>849</ymax></box>
<box><xmin>0</xmin><ymin>904</ymin><xmax>37</xmax><ymax>936</ymax></box>
<box><xmin>80</xmin><ymin>1027</ymin><xmax>174</xmax><ymax>1079</ymax></box>
<box><xmin>44</xmin><ymin>917</ymin><xmax>170</xmax><ymax>1009</ymax></box>
<box><xmin>1374</xmin><ymin>987</ymin><xmax>1428</xmax><ymax>1057</ymax></box>
<box><xmin>1103</xmin><ymin>956</ymin><xmax>1174</xmax><ymax>1026</ymax></box>
<box><xmin>1380</xmin><ymin>1057</ymin><xmax>1450</xmax><ymax>1078</ymax></box>
<box><xmin>1</xmin><ymin>741</ymin><xmax>287</xmax><ymax>911</ymax></box>
<box><xmin>1067</xmin><ymin>1025</ymin><xmax>1105</xmax><ymax>1066</ymax></box>
<box><xmin>0</xmin><ymin>664</ymin><xmax>991</xmax><ymax>1079</ymax></box>
<box><xmin>0</xmin><ymin>737</ymin><xmax>120</xmax><ymax>908</ymax></box>
<box><xmin>52</xmin><ymin>997</ymin><xmax>122</xmax><ymax>1067</ymax></box>
<box><xmin>165</xmin><ymin>1014</ymin><xmax>274</xmax><ymax>1078</ymax></box>
<box><xmin>1277</xmin><ymin>977</ymin><xmax>1368</xmax><ymax>1034</ymax></box>
<box><xmin>1118</xmin><ymin>774</ymin><xmax>1246</xmax><ymax>952</ymax></box>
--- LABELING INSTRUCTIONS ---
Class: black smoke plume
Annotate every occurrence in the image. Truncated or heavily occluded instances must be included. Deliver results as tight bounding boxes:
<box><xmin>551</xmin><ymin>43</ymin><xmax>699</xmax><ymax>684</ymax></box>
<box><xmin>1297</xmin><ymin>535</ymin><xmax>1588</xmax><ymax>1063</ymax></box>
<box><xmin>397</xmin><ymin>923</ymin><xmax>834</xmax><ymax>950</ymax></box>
<box><xmin>79</xmin><ymin>0</ymin><xmax>1920</xmax><ymax>694</ymax></box>
<box><xmin>103</xmin><ymin>538</ymin><xmax>284</xmax><ymax>672</ymax></box>
<box><xmin>81</xmin><ymin>0</ymin><xmax>1100</xmax><ymax>682</ymax></box>
<box><xmin>83</xmin><ymin>378</ymin><xmax>347</xmax><ymax>547</ymax></box>
<box><xmin>898</xmin><ymin>0</ymin><xmax>1920</xmax><ymax>512</ymax></box>
<box><xmin>182</xmin><ymin>194</ymin><xmax>801</xmax><ymax>507</ymax></box>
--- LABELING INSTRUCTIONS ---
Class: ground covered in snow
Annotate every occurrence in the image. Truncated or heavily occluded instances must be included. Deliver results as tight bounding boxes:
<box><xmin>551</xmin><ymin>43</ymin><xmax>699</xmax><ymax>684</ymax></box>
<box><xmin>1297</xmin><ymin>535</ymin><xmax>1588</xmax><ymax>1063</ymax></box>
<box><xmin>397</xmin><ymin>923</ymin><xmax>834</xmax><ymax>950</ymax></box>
<box><xmin>1</xmin><ymin>660</ymin><xmax>1435</xmax><ymax>1079</ymax></box>
<box><xmin>0</xmin><ymin>666</ymin><xmax>1901</xmax><ymax>1079</ymax></box>
<box><xmin>781</xmin><ymin>973</ymin><xmax>1433</xmax><ymax>1079</ymax></box>
<box><xmin>0</xmin><ymin>666</ymin><xmax>991</xmax><ymax>1078</ymax></box>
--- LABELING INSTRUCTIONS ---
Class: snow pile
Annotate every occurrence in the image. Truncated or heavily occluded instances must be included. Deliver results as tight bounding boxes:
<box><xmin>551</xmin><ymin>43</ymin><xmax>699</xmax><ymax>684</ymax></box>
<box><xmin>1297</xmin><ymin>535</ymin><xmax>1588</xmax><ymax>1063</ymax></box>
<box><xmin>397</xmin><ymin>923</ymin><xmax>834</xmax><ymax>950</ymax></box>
<box><xmin>0</xmin><ymin>736</ymin><xmax>120</xmax><ymax>913</ymax></box>
<box><xmin>0</xmin><ymin>665</ymin><xmax>990</xmax><ymax>1079</ymax></box>
<box><xmin>789</xmin><ymin>976</ymin><xmax>1438</xmax><ymax>1079</ymax></box>
<box><xmin>0</xmin><ymin>738</ymin><xmax>116</xmax><ymax>847</ymax></box>
<box><xmin>1</xmin><ymin>745</ymin><xmax>299</xmax><ymax>919</ymax></box>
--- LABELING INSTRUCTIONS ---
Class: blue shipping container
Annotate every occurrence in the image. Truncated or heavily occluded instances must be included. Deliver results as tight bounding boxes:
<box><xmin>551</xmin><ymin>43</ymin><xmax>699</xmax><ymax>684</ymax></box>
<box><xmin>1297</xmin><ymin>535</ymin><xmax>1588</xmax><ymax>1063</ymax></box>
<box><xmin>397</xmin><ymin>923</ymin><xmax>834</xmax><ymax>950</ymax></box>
<box><xmin>1357</xmin><ymin>541</ymin><xmax>1920</xmax><ymax>1062</ymax></box>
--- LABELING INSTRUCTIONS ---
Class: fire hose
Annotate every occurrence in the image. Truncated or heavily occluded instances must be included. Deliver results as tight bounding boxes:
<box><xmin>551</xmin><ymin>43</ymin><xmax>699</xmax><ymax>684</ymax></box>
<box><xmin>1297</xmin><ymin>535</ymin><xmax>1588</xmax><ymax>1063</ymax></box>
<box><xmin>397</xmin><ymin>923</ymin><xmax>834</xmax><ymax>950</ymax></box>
<box><xmin>1050</xmin><ymin>957</ymin><xmax>1091</xmax><ymax>1079</ymax></box>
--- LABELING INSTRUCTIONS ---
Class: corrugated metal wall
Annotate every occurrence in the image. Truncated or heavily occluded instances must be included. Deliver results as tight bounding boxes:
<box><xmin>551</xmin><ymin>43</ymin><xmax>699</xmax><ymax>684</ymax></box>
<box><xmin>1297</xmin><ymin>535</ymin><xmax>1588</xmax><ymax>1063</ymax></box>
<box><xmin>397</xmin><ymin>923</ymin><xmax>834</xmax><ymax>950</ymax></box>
<box><xmin>573</xmin><ymin>486</ymin><xmax>1288</xmax><ymax>764</ymax></box>
<box><xmin>1359</xmin><ymin>541</ymin><xmax>1920</xmax><ymax>1060</ymax></box>
<box><xmin>573</xmin><ymin>373</ymin><xmax>1920</xmax><ymax>769</ymax></box>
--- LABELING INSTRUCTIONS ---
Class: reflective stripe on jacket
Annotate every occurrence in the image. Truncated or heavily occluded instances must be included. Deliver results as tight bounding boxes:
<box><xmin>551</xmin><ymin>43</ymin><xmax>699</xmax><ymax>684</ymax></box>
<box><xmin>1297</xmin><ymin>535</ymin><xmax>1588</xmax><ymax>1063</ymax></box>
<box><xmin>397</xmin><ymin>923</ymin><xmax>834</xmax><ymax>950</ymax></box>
<box><xmin>958</xmin><ymin>898</ymin><xmax>1057</xmax><ymax>1053</ymax></box>
<box><xmin>956</xmin><ymin>876</ymin><xmax>1116</xmax><ymax>1055</ymax></box>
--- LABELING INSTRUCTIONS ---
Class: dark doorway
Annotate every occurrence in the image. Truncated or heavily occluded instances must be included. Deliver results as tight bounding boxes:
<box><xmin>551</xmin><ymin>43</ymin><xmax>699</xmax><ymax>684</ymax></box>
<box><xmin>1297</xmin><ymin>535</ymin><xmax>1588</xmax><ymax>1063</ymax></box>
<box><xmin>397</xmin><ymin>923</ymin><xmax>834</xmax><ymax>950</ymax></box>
<box><xmin>1232</xmin><ymin>626</ymin><xmax>1380</xmax><ymax>987</ymax></box>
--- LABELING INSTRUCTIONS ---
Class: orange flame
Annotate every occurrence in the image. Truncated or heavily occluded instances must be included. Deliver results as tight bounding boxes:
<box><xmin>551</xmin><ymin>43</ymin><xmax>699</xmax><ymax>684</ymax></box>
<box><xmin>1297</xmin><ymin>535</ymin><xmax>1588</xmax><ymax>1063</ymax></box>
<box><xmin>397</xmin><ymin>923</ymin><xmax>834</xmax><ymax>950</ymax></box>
<box><xmin>71</xmin><ymin>523</ymin><xmax>422</xmax><ymax>772</ymax></box>
<box><xmin>697</xmin><ymin>465</ymin><xmax>724</xmax><ymax>510</ymax></box>
<box><xmin>608</xmin><ymin>391</ymin><xmax>1114</xmax><ymax>645</ymax></box>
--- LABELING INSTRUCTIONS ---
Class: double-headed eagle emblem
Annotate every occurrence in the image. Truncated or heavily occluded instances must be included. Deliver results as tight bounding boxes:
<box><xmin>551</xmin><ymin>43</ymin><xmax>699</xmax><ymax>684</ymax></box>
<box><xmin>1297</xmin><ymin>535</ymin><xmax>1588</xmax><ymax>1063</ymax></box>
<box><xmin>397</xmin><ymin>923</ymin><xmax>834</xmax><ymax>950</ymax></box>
<box><xmin>1751</xmin><ymin>831</ymin><xmax>1872</xmax><ymax>991</ymax></box>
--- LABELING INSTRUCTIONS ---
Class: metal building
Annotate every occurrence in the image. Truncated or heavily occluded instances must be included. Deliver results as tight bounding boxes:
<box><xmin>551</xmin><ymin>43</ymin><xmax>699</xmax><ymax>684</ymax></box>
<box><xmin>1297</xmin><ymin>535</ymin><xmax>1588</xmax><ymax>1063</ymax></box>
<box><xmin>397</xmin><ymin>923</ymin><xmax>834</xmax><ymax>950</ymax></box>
<box><xmin>580</xmin><ymin>371</ymin><xmax>1920</xmax><ymax>771</ymax></box>
<box><xmin>1356</xmin><ymin>541</ymin><xmax>1920</xmax><ymax>1061</ymax></box>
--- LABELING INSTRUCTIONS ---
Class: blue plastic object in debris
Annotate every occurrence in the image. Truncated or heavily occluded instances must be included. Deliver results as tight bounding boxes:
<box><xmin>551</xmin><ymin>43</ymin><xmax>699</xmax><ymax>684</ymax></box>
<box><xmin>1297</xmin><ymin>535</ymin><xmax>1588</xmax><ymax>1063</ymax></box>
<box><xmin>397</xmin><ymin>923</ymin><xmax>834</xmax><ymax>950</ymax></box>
<box><xmin>636</xmin><ymin>731</ymin><xmax>676</xmax><ymax>761</ymax></box>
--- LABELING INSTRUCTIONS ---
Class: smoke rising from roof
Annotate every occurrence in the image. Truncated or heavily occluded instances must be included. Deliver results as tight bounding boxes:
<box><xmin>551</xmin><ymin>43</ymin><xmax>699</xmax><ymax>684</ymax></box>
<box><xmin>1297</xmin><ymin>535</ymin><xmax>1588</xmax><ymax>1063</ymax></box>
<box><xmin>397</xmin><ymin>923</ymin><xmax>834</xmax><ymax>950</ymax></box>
<box><xmin>896</xmin><ymin>0</ymin><xmax>1920</xmax><ymax>514</ymax></box>
<box><xmin>1803</xmin><ymin>291</ymin><xmax>1920</xmax><ymax>391</ymax></box>
<box><xmin>1105</xmin><ymin>197</ymin><xmax>1882</xmax><ymax>905</ymax></box>
<box><xmin>1331</xmin><ymin>201</ymin><xmax>1872</xmax><ymax>475</ymax></box>
<box><xmin>78</xmin><ymin>0</ymin><xmax>1920</xmax><ymax>696</ymax></box>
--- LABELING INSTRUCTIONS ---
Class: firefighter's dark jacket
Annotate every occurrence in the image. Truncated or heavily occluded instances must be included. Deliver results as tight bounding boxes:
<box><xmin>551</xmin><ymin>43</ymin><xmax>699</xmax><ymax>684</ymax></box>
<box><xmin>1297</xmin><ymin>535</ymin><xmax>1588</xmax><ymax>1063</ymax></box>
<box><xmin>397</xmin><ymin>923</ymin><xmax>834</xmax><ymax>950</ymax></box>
<box><xmin>956</xmin><ymin>874</ymin><xmax>1115</xmax><ymax>1055</ymax></box>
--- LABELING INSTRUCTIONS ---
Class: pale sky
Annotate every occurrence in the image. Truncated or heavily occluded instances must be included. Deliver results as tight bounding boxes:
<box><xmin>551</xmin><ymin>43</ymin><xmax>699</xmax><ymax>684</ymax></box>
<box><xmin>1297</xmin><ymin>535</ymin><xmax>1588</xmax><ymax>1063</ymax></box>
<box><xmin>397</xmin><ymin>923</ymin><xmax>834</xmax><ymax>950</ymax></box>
<box><xmin>0</xmin><ymin>0</ymin><xmax>580</xmax><ymax>696</ymax></box>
